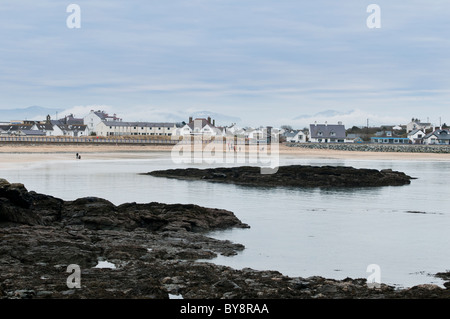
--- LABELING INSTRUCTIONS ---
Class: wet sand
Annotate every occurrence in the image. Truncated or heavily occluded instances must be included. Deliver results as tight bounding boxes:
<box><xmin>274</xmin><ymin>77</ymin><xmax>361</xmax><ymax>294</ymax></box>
<box><xmin>0</xmin><ymin>143</ymin><xmax>449</xmax><ymax>166</ymax></box>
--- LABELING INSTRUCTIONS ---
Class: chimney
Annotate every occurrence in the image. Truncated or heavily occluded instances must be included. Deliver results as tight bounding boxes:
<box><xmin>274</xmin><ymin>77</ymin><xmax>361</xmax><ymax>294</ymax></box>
<box><xmin>325</xmin><ymin>121</ymin><xmax>328</xmax><ymax>126</ymax></box>
<box><xmin>213</xmin><ymin>119</ymin><xmax>215</xmax><ymax>126</ymax></box>
<box><xmin>189</xmin><ymin>116</ymin><xmax>193</xmax><ymax>123</ymax></box>
<box><xmin>208</xmin><ymin>116</ymin><xmax>211</xmax><ymax>124</ymax></box>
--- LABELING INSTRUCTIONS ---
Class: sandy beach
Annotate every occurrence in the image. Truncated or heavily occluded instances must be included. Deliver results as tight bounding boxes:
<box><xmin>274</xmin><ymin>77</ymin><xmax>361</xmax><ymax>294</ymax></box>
<box><xmin>0</xmin><ymin>143</ymin><xmax>449</xmax><ymax>165</ymax></box>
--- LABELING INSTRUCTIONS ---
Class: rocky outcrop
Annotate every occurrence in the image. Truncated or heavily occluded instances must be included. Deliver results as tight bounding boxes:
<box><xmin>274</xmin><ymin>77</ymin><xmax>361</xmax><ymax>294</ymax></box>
<box><xmin>145</xmin><ymin>165</ymin><xmax>414</xmax><ymax>188</ymax></box>
<box><xmin>1</xmin><ymin>178</ymin><xmax>449</xmax><ymax>299</ymax></box>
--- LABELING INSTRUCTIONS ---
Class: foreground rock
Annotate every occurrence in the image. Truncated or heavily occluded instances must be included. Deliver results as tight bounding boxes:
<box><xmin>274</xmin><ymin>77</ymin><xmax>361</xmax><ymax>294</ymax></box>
<box><xmin>1</xmin><ymin>178</ymin><xmax>449</xmax><ymax>299</ymax></box>
<box><xmin>145</xmin><ymin>165</ymin><xmax>414</xmax><ymax>188</ymax></box>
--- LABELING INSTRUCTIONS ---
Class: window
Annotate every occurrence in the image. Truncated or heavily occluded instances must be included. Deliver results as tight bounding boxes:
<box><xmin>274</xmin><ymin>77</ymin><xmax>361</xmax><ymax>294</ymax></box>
<box><xmin>330</xmin><ymin>132</ymin><xmax>336</xmax><ymax>136</ymax></box>
<box><xmin>318</xmin><ymin>132</ymin><xmax>323</xmax><ymax>136</ymax></box>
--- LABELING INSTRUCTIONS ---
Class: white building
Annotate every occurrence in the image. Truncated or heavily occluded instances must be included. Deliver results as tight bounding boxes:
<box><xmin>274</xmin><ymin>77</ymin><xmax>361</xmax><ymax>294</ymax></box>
<box><xmin>96</xmin><ymin>121</ymin><xmax>177</xmax><ymax>137</ymax></box>
<box><xmin>284</xmin><ymin>130</ymin><xmax>307</xmax><ymax>143</ymax></box>
<box><xmin>423</xmin><ymin>129</ymin><xmax>450</xmax><ymax>145</ymax></box>
<box><xmin>406</xmin><ymin>120</ymin><xmax>432</xmax><ymax>133</ymax></box>
<box><xmin>174</xmin><ymin>117</ymin><xmax>222</xmax><ymax>137</ymax></box>
<box><xmin>407</xmin><ymin>129</ymin><xmax>426</xmax><ymax>144</ymax></box>
<box><xmin>309</xmin><ymin>123</ymin><xmax>346</xmax><ymax>143</ymax></box>
<box><xmin>245</xmin><ymin>128</ymin><xmax>265</xmax><ymax>140</ymax></box>
<box><xmin>84</xmin><ymin>110</ymin><xmax>121</xmax><ymax>135</ymax></box>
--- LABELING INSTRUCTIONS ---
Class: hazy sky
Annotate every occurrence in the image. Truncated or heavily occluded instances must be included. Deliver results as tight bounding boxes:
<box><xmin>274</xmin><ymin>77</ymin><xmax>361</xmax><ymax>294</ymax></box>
<box><xmin>1</xmin><ymin>1</ymin><xmax>449</xmax><ymax>127</ymax></box>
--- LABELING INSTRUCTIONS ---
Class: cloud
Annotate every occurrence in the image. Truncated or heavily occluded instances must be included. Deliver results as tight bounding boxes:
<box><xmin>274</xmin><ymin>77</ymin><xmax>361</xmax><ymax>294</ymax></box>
<box><xmin>1</xmin><ymin>1</ymin><xmax>450</xmax><ymax>127</ymax></box>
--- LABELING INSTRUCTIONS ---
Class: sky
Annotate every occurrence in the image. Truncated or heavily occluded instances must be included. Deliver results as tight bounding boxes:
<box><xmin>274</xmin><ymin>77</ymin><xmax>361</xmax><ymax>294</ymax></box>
<box><xmin>0</xmin><ymin>1</ymin><xmax>450</xmax><ymax>128</ymax></box>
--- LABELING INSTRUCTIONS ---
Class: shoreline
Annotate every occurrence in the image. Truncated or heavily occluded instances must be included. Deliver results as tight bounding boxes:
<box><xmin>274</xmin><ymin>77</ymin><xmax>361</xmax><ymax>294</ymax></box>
<box><xmin>1</xmin><ymin>143</ymin><xmax>450</xmax><ymax>164</ymax></box>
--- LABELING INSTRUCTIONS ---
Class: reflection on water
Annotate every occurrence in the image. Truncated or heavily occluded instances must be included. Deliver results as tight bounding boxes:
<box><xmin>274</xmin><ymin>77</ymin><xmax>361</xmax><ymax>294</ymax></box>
<box><xmin>1</xmin><ymin>153</ymin><xmax>450</xmax><ymax>288</ymax></box>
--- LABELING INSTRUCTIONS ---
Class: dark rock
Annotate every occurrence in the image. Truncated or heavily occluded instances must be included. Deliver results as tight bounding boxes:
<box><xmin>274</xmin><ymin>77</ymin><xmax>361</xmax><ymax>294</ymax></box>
<box><xmin>145</xmin><ymin>165</ymin><xmax>413</xmax><ymax>188</ymax></box>
<box><xmin>1</xmin><ymin>178</ymin><xmax>450</xmax><ymax>299</ymax></box>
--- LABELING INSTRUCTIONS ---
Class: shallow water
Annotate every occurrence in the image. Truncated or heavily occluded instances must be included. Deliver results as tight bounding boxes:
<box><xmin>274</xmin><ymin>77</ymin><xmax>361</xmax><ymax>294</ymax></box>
<box><xmin>1</xmin><ymin>152</ymin><xmax>449</xmax><ymax>288</ymax></box>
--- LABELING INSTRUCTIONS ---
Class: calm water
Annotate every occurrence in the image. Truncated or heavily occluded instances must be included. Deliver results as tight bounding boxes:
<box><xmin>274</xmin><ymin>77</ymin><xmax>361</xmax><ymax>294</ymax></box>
<box><xmin>1</xmin><ymin>152</ymin><xmax>450</xmax><ymax>288</ymax></box>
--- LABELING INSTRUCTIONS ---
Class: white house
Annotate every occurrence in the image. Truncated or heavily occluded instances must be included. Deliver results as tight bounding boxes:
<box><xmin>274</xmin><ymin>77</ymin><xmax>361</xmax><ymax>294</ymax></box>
<box><xmin>96</xmin><ymin>121</ymin><xmax>177</xmax><ymax>137</ymax></box>
<box><xmin>55</xmin><ymin>124</ymin><xmax>89</xmax><ymax>137</ymax></box>
<box><xmin>31</xmin><ymin>123</ymin><xmax>54</xmax><ymax>136</ymax></box>
<box><xmin>223</xmin><ymin>124</ymin><xmax>246</xmax><ymax>137</ymax></box>
<box><xmin>309</xmin><ymin>123</ymin><xmax>346</xmax><ymax>143</ymax></box>
<box><xmin>423</xmin><ymin>129</ymin><xmax>450</xmax><ymax>145</ymax></box>
<box><xmin>84</xmin><ymin>110</ymin><xmax>122</xmax><ymax>135</ymax></box>
<box><xmin>174</xmin><ymin>117</ymin><xmax>221</xmax><ymax>137</ymax></box>
<box><xmin>407</xmin><ymin>129</ymin><xmax>426</xmax><ymax>144</ymax></box>
<box><xmin>406</xmin><ymin>120</ymin><xmax>432</xmax><ymax>133</ymax></box>
<box><xmin>245</xmin><ymin>128</ymin><xmax>265</xmax><ymax>140</ymax></box>
<box><xmin>284</xmin><ymin>130</ymin><xmax>307</xmax><ymax>143</ymax></box>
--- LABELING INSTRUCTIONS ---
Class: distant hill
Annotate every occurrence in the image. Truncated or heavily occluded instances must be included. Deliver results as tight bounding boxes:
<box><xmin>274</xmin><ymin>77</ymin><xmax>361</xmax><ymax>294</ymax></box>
<box><xmin>0</xmin><ymin>106</ymin><xmax>63</xmax><ymax>122</ymax></box>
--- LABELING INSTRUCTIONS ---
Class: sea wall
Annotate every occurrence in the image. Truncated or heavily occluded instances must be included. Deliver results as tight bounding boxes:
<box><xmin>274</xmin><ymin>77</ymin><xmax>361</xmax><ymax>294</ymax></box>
<box><xmin>286</xmin><ymin>142</ymin><xmax>450</xmax><ymax>154</ymax></box>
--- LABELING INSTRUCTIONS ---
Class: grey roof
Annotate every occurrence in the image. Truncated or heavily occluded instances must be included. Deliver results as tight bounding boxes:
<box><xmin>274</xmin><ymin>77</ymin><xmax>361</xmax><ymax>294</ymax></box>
<box><xmin>103</xmin><ymin>121</ymin><xmax>177</xmax><ymax>128</ymax></box>
<box><xmin>52</xmin><ymin>117</ymin><xmax>84</xmax><ymax>126</ymax></box>
<box><xmin>56</xmin><ymin>124</ymin><xmax>87</xmax><ymax>131</ymax></box>
<box><xmin>425</xmin><ymin>129</ymin><xmax>450</xmax><ymax>140</ymax></box>
<box><xmin>284</xmin><ymin>130</ymin><xmax>302</xmax><ymax>138</ymax></box>
<box><xmin>34</xmin><ymin>123</ymin><xmax>54</xmax><ymax>131</ymax></box>
<box><xmin>309</xmin><ymin>124</ymin><xmax>346</xmax><ymax>139</ymax></box>
<box><xmin>94</xmin><ymin>111</ymin><xmax>110</xmax><ymax>120</ymax></box>
<box><xmin>407</xmin><ymin>129</ymin><xmax>424</xmax><ymax>136</ymax></box>
<box><xmin>3</xmin><ymin>124</ymin><xmax>33</xmax><ymax>131</ymax></box>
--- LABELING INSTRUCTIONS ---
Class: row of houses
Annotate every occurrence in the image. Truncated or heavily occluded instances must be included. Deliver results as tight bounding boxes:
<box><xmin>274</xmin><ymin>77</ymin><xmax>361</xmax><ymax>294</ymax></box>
<box><xmin>1</xmin><ymin>110</ymin><xmax>448</xmax><ymax>145</ymax></box>
<box><xmin>0</xmin><ymin>115</ymin><xmax>89</xmax><ymax>137</ymax></box>
<box><xmin>0</xmin><ymin>112</ymin><xmax>367</xmax><ymax>144</ymax></box>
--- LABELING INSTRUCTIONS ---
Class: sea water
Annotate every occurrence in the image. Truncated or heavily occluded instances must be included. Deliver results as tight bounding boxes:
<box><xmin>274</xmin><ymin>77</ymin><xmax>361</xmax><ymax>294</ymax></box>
<box><xmin>1</xmin><ymin>152</ymin><xmax>449</xmax><ymax>289</ymax></box>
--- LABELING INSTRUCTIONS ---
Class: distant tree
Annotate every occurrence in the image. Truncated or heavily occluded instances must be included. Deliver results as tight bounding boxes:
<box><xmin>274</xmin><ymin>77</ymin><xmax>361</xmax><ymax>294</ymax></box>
<box><xmin>346</xmin><ymin>126</ymin><xmax>362</xmax><ymax>134</ymax></box>
<box><xmin>442</xmin><ymin>123</ymin><xmax>449</xmax><ymax>129</ymax></box>
<box><xmin>281</xmin><ymin>125</ymin><xmax>293</xmax><ymax>131</ymax></box>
